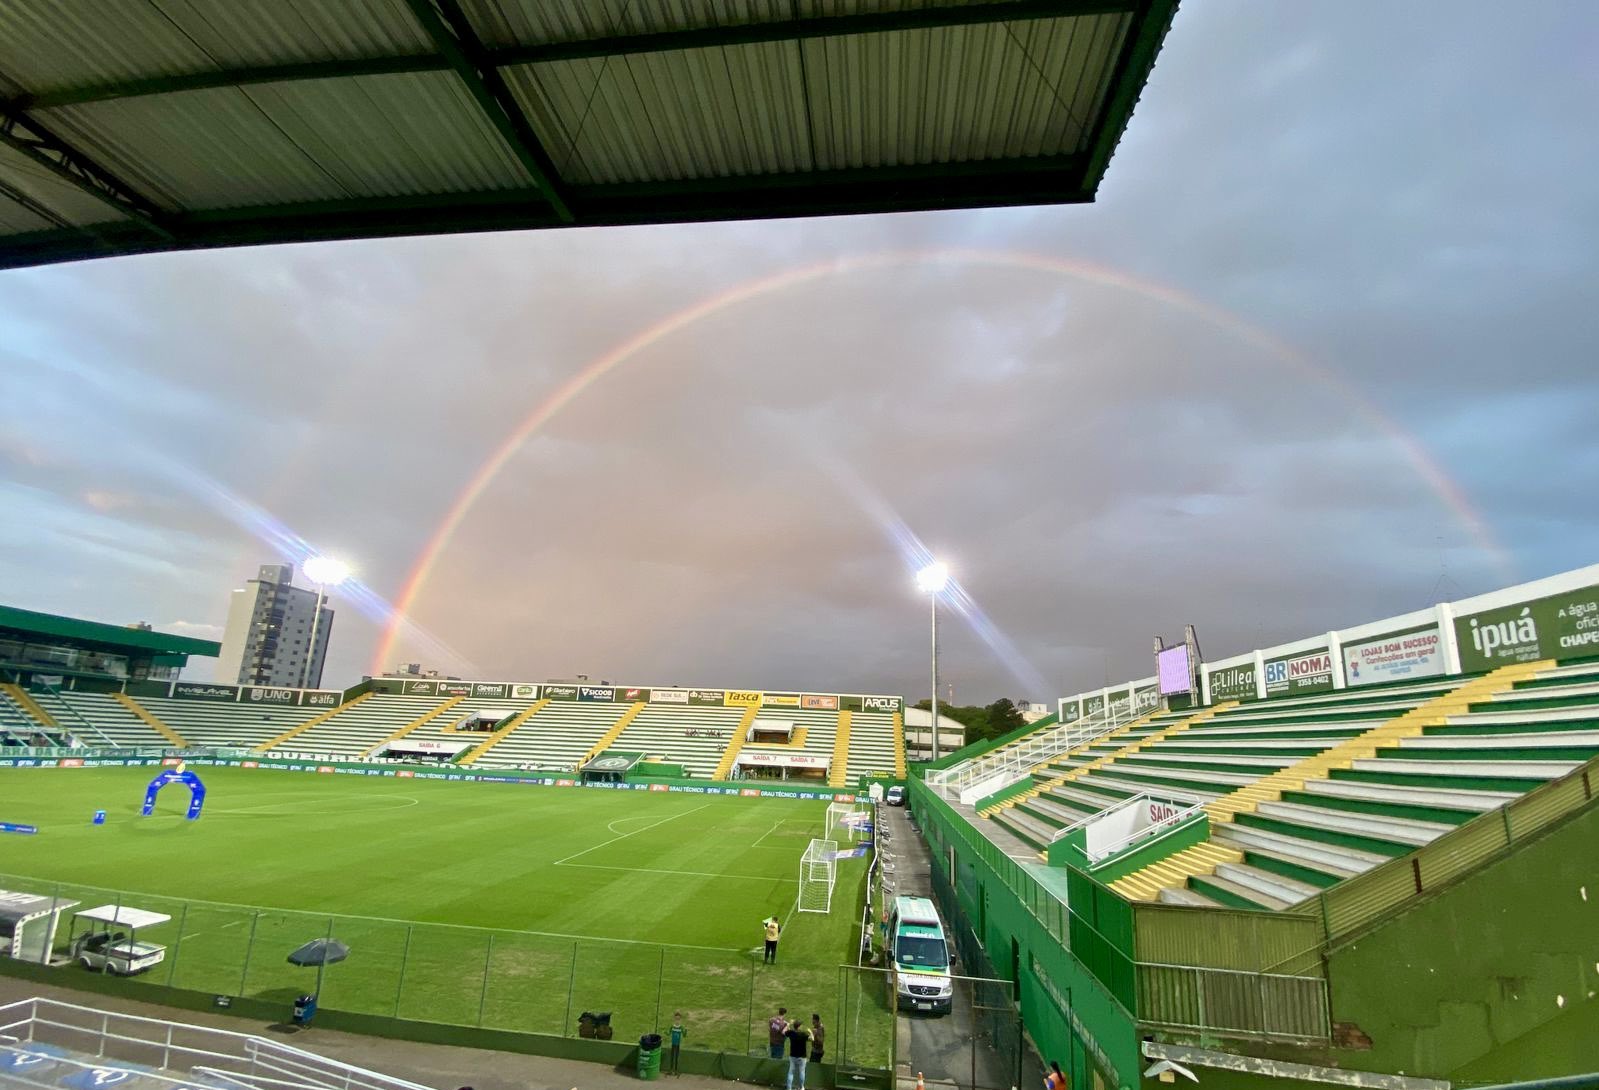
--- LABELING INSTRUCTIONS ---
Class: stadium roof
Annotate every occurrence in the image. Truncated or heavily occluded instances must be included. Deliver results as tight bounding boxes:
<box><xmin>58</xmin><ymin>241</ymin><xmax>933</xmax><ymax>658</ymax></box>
<box><xmin>0</xmin><ymin>604</ymin><xmax>221</xmax><ymax>658</ymax></box>
<box><xmin>0</xmin><ymin>0</ymin><xmax>1179</xmax><ymax>271</ymax></box>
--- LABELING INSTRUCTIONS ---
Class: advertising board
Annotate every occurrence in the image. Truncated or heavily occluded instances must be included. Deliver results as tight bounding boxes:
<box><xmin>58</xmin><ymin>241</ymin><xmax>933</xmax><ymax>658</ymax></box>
<box><xmin>1343</xmin><ymin>625</ymin><xmax>1444</xmax><ymax>686</ymax></box>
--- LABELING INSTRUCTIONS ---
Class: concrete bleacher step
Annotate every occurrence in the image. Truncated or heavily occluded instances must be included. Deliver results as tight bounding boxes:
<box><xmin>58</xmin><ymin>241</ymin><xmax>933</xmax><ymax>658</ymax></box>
<box><xmin>1015</xmin><ymin>796</ymin><xmax>1081</xmax><ymax>827</ymax></box>
<box><xmin>1399</xmin><ymin>730</ymin><xmax>1599</xmax><ymax>752</ymax></box>
<box><xmin>1077</xmin><ymin>772</ymin><xmax>1219</xmax><ymax>804</ymax></box>
<box><xmin>1357</xmin><ymin>756</ymin><xmax>1581</xmax><ymax>780</ymax></box>
<box><xmin>1250</xmin><ymin>799</ymin><xmax>1450</xmax><ymax>847</ymax></box>
<box><xmin>1188</xmin><ymin>871</ymin><xmax>1292</xmax><ymax>912</ymax></box>
<box><xmin>1300</xmin><ymin>777</ymin><xmax>1514</xmax><ymax>814</ymax></box>
<box><xmin>1158</xmin><ymin>885</ymin><xmax>1222</xmax><ymax>907</ymax></box>
<box><xmin>1213</xmin><ymin>822</ymin><xmax>1386</xmax><ymax>879</ymax></box>
<box><xmin>1212</xmin><ymin>861</ymin><xmax>1322</xmax><ymax>907</ymax></box>
<box><xmin>989</xmin><ymin>808</ymin><xmax>1055</xmax><ymax>852</ymax></box>
<box><xmin>1119</xmin><ymin>753</ymin><xmax>1295</xmax><ymax>772</ymax></box>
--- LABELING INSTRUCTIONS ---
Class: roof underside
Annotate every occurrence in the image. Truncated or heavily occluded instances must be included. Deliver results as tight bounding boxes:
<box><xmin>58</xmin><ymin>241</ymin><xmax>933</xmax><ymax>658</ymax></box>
<box><xmin>0</xmin><ymin>604</ymin><xmax>222</xmax><ymax>657</ymax></box>
<box><xmin>0</xmin><ymin>0</ymin><xmax>1178</xmax><ymax>270</ymax></box>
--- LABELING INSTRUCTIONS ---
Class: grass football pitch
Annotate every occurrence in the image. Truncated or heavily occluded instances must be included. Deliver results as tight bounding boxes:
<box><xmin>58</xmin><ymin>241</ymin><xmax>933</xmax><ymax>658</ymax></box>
<box><xmin>0</xmin><ymin>767</ymin><xmax>888</xmax><ymax>1059</ymax></box>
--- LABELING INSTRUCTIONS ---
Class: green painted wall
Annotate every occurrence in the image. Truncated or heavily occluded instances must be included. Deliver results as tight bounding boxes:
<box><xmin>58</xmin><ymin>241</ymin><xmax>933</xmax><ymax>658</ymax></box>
<box><xmin>1325</xmin><ymin>801</ymin><xmax>1599</xmax><ymax>1079</ymax></box>
<box><xmin>911</xmin><ymin>779</ymin><xmax>1141</xmax><ymax>1090</ymax></box>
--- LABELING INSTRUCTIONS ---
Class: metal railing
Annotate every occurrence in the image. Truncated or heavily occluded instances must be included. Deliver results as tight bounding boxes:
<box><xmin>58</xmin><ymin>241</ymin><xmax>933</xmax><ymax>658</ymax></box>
<box><xmin>1049</xmin><ymin>793</ymin><xmax>1205</xmax><ymax>862</ymax></box>
<box><xmin>1135</xmin><ymin>963</ymin><xmax>1330</xmax><ymax>1042</ymax></box>
<box><xmin>0</xmin><ymin>995</ymin><xmax>433</xmax><ymax>1090</ymax></box>
<box><xmin>925</xmin><ymin>706</ymin><xmax>1135</xmax><ymax>803</ymax></box>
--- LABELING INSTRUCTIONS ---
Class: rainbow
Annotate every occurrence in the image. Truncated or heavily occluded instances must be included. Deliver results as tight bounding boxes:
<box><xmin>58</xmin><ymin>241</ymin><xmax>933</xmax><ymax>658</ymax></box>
<box><xmin>372</xmin><ymin>248</ymin><xmax>1513</xmax><ymax>671</ymax></box>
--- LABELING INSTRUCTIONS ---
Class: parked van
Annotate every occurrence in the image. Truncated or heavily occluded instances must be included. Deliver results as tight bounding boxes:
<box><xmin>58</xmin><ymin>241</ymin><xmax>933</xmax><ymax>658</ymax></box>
<box><xmin>887</xmin><ymin>895</ymin><xmax>952</xmax><ymax>1014</ymax></box>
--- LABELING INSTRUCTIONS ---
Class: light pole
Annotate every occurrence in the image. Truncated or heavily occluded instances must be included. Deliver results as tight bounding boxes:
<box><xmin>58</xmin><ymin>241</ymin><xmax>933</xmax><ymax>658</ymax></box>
<box><xmin>300</xmin><ymin>556</ymin><xmax>350</xmax><ymax>689</ymax></box>
<box><xmin>916</xmin><ymin>561</ymin><xmax>950</xmax><ymax>761</ymax></box>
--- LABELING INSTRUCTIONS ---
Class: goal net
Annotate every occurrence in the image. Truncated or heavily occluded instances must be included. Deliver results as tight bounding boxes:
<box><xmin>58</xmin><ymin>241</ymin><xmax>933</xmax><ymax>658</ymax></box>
<box><xmin>826</xmin><ymin>802</ymin><xmax>868</xmax><ymax>841</ymax></box>
<box><xmin>797</xmin><ymin>838</ymin><xmax>839</xmax><ymax>914</ymax></box>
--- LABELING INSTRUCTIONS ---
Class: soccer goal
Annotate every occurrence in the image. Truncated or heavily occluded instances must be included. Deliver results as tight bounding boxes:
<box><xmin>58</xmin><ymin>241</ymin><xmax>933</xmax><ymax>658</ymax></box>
<box><xmin>826</xmin><ymin>801</ymin><xmax>868</xmax><ymax>842</ymax></box>
<box><xmin>797</xmin><ymin>838</ymin><xmax>839</xmax><ymax>913</ymax></box>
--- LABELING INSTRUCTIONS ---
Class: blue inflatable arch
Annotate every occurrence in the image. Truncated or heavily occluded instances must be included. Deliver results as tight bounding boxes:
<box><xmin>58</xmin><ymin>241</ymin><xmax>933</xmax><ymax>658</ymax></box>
<box><xmin>140</xmin><ymin>767</ymin><xmax>206</xmax><ymax>820</ymax></box>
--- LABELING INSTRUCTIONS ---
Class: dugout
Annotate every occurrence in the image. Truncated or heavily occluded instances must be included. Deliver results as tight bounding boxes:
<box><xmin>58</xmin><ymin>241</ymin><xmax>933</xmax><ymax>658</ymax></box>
<box><xmin>0</xmin><ymin>890</ymin><xmax>79</xmax><ymax>965</ymax></box>
<box><xmin>580</xmin><ymin>751</ymin><xmax>643</xmax><ymax>784</ymax></box>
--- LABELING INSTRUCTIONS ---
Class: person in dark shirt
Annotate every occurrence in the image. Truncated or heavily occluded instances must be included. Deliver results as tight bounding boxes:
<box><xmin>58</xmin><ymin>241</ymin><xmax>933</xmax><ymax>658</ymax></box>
<box><xmin>808</xmin><ymin>1013</ymin><xmax>825</xmax><ymax>1064</ymax></box>
<box><xmin>783</xmin><ymin>1019</ymin><xmax>811</xmax><ymax>1090</ymax></box>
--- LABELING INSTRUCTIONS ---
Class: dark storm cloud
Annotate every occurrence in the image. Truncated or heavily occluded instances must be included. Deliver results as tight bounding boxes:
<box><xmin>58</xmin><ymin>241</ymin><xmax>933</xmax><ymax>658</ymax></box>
<box><xmin>2</xmin><ymin>1</ymin><xmax>1595</xmax><ymax>701</ymax></box>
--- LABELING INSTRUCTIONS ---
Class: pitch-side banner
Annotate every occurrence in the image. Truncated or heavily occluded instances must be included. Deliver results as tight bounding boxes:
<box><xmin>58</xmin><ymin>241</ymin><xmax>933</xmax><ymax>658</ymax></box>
<box><xmin>1263</xmin><ymin>648</ymin><xmax>1334</xmax><ymax>697</ymax></box>
<box><xmin>1343</xmin><ymin>626</ymin><xmax>1444</xmax><ymax>687</ymax></box>
<box><xmin>1455</xmin><ymin>583</ymin><xmax>1599</xmax><ymax>671</ymax></box>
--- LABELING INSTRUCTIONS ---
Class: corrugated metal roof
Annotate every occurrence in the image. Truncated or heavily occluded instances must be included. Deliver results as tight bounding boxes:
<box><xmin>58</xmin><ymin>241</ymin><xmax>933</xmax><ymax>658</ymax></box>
<box><xmin>0</xmin><ymin>0</ymin><xmax>1180</xmax><ymax>269</ymax></box>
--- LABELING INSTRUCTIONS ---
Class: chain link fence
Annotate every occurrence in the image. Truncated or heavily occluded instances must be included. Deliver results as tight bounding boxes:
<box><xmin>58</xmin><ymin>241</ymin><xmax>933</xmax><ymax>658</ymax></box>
<box><xmin>0</xmin><ymin>871</ymin><xmax>894</xmax><ymax>1065</ymax></box>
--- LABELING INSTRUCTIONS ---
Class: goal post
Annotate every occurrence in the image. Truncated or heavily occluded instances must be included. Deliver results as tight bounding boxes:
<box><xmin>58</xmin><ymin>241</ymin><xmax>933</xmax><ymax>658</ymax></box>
<box><xmin>826</xmin><ymin>801</ymin><xmax>868</xmax><ymax>841</ymax></box>
<box><xmin>797</xmin><ymin>838</ymin><xmax>839</xmax><ymax>914</ymax></box>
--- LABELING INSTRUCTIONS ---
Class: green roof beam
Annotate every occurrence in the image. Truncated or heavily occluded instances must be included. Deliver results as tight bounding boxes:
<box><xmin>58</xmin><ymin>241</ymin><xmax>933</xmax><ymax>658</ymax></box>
<box><xmin>401</xmin><ymin>0</ymin><xmax>573</xmax><ymax>223</ymax></box>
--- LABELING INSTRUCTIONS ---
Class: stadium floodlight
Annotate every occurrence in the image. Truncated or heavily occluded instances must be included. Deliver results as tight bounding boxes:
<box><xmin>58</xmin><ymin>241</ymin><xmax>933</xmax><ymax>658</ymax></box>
<box><xmin>916</xmin><ymin>559</ymin><xmax>949</xmax><ymax>760</ymax></box>
<box><xmin>299</xmin><ymin>555</ymin><xmax>350</xmax><ymax>690</ymax></box>
<box><xmin>302</xmin><ymin>555</ymin><xmax>351</xmax><ymax>587</ymax></box>
<box><xmin>915</xmin><ymin>561</ymin><xmax>950</xmax><ymax>594</ymax></box>
<box><xmin>797</xmin><ymin>839</ymin><xmax>839</xmax><ymax>914</ymax></box>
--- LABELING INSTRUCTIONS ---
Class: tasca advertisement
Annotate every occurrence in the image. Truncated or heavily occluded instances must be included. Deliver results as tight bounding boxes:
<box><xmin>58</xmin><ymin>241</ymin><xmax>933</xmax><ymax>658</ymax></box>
<box><xmin>1456</xmin><ymin>583</ymin><xmax>1599</xmax><ymax>671</ymax></box>
<box><xmin>1264</xmin><ymin>648</ymin><xmax>1335</xmax><ymax>697</ymax></box>
<box><xmin>1343</xmin><ymin>625</ymin><xmax>1444</xmax><ymax>687</ymax></box>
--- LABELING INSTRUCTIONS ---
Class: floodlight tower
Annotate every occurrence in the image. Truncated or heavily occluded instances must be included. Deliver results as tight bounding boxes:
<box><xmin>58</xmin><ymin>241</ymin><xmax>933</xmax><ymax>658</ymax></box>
<box><xmin>916</xmin><ymin>561</ymin><xmax>950</xmax><ymax>761</ymax></box>
<box><xmin>300</xmin><ymin>556</ymin><xmax>350</xmax><ymax>689</ymax></box>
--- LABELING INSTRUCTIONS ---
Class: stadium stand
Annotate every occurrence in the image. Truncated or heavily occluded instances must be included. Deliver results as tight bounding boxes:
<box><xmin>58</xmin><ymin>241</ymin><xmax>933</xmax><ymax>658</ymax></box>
<box><xmin>29</xmin><ymin>689</ymin><xmax>169</xmax><ymax>747</ymax></box>
<box><xmin>610</xmin><ymin>702</ymin><xmax>748</xmax><ymax>778</ymax></box>
<box><xmin>470</xmin><ymin>700</ymin><xmax>638</xmax><ymax>772</ymax></box>
<box><xmin>973</xmin><ymin>660</ymin><xmax>1599</xmax><ymax>912</ymax></box>
<box><xmin>730</xmin><ymin>706</ymin><xmax>841</xmax><ymax>783</ymax></box>
<box><xmin>844</xmin><ymin>710</ymin><xmax>903</xmax><ymax>783</ymax></box>
<box><xmin>262</xmin><ymin>693</ymin><xmax>450</xmax><ymax>757</ymax></box>
<box><xmin>384</xmin><ymin>700</ymin><xmax>532</xmax><ymax>759</ymax></box>
<box><xmin>132</xmin><ymin>693</ymin><xmax>340</xmax><ymax>751</ymax></box>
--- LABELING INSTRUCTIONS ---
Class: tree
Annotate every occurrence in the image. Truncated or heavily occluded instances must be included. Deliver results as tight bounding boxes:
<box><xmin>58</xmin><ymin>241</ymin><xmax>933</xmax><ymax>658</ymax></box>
<box><xmin>983</xmin><ymin>698</ymin><xmax>1025</xmax><ymax>740</ymax></box>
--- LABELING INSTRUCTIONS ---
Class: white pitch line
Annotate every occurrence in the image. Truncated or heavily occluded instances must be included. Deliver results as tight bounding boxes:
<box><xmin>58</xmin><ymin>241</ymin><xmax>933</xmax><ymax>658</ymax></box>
<box><xmin>557</xmin><ymin>862</ymin><xmax>798</xmax><ymax>883</ymax></box>
<box><xmin>553</xmin><ymin>803</ymin><xmax>711</xmax><ymax>865</ymax></box>
<box><xmin>178</xmin><ymin>918</ymin><xmax>244</xmax><ymax>944</ymax></box>
<box><xmin>749</xmin><ymin>817</ymin><xmax>788</xmax><ymax>848</ymax></box>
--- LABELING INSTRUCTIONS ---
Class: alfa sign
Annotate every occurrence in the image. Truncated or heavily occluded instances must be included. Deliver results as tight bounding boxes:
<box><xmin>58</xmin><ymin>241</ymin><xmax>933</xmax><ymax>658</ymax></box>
<box><xmin>1264</xmin><ymin>649</ymin><xmax>1334</xmax><ymax>696</ymax></box>
<box><xmin>1343</xmin><ymin>626</ymin><xmax>1443</xmax><ymax>686</ymax></box>
<box><xmin>1456</xmin><ymin>584</ymin><xmax>1599</xmax><ymax>671</ymax></box>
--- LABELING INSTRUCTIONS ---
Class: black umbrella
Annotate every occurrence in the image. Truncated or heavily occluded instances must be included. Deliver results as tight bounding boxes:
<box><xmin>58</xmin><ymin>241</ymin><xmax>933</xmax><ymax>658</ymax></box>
<box><xmin>286</xmin><ymin>938</ymin><xmax>349</xmax><ymax>967</ymax></box>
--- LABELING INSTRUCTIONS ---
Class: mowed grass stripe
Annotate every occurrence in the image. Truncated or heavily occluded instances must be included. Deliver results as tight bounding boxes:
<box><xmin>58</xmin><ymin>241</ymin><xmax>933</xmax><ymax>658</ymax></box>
<box><xmin>0</xmin><ymin>767</ymin><xmax>875</xmax><ymax>1053</ymax></box>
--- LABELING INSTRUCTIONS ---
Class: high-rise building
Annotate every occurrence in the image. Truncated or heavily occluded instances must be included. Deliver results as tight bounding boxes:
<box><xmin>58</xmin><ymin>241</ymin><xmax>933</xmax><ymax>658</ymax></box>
<box><xmin>216</xmin><ymin>564</ymin><xmax>335</xmax><ymax>688</ymax></box>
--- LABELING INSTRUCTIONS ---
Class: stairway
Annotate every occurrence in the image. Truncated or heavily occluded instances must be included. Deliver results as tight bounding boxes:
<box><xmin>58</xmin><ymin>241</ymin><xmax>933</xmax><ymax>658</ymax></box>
<box><xmin>712</xmin><ymin>704</ymin><xmax>763</xmax><ymax>780</ymax></box>
<box><xmin>463</xmin><ymin>699</ymin><xmax>550</xmax><ymax>765</ymax></box>
<box><xmin>577</xmin><ymin>701</ymin><xmax>648</xmax><ymax>767</ymax></box>
<box><xmin>253</xmin><ymin>692</ymin><xmax>372</xmax><ymax>753</ymax></box>
<box><xmin>113</xmin><ymin>692</ymin><xmax>187</xmax><ymax>746</ymax></box>
<box><xmin>828</xmin><ymin>710</ymin><xmax>852</xmax><ymax>787</ymax></box>
<box><xmin>362</xmin><ymin>696</ymin><xmax>467</xmax><ymax>757</ymax></box>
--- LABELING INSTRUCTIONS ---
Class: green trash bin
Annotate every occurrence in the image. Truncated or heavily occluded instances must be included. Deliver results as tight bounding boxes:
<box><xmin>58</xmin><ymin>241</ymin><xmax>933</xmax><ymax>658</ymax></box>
<box><xmin>637</xmin><ymin>1034</ymin><xmax>663</xmax><ymax>1081</ymax></box>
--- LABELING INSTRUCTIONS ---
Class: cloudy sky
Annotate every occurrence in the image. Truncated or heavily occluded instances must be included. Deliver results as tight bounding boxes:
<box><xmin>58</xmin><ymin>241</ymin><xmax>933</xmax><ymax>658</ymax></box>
<box><xmin>2</xmin><ymin>1</ymin><xmax>1595</xmax><ymax>703</ymax></box>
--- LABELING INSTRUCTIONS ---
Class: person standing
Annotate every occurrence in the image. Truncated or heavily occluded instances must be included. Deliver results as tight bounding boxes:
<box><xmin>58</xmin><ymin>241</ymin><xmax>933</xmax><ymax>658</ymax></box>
<box><xmin>763</xmin><ymin>916</ymin><xmax>782</xmax><ymax>964</ymax></box>
<box><xmin>768</xmin><ymin>1007</ymin><xmax>788</xmax><ymax>1059</ymax></box>
<box><xmin>783</xmin><ymin>1018</ymin><xmax>811</xmax><ymax>1090</ymax></box>
<box><xmin>668</xmin><ymin>1012</ymin><xmax>685</xmax><ymax>1076</ymax></box>
<box><xmin>808</xmin><ymin>1013</ymin><xmax>825</xmax><ymax>1066</ymax></box>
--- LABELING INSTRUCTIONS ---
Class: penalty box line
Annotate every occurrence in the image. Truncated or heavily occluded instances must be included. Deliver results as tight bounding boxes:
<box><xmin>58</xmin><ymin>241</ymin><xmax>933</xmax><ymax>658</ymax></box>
<box><xmin>552</xmin><ymin>802</ymin><xmax>711</xmax><ymax>866</ymax></box>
